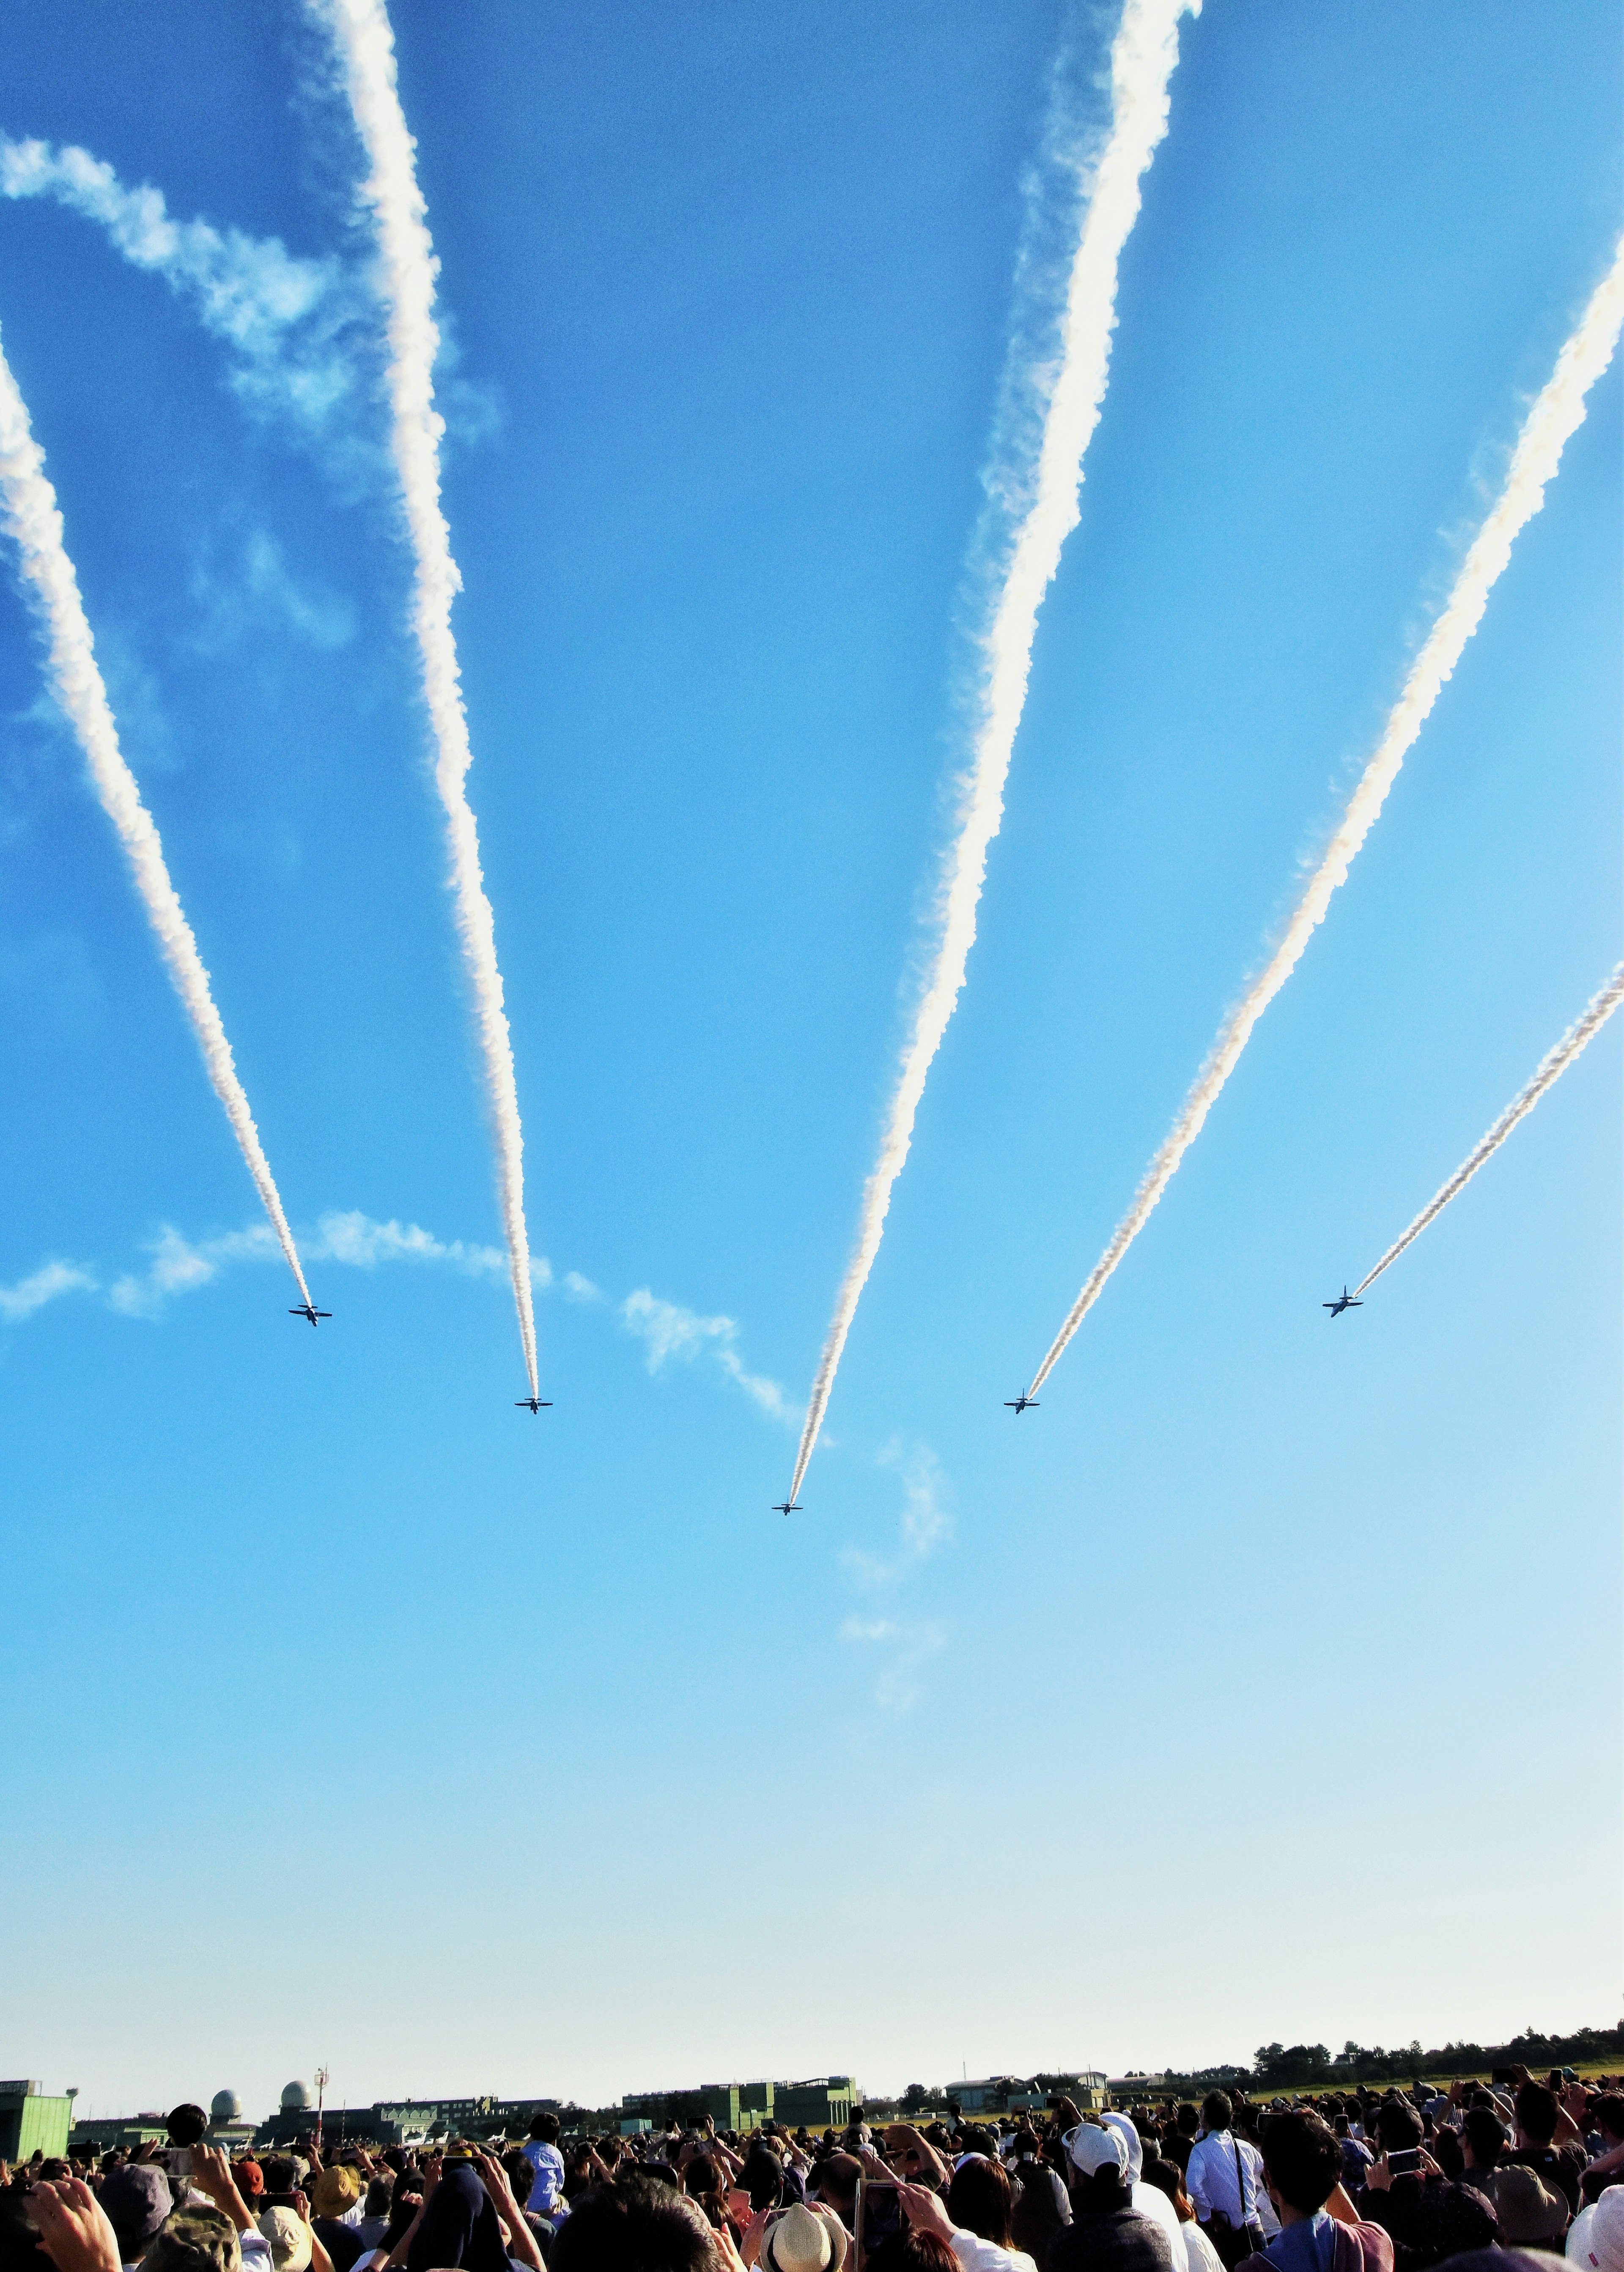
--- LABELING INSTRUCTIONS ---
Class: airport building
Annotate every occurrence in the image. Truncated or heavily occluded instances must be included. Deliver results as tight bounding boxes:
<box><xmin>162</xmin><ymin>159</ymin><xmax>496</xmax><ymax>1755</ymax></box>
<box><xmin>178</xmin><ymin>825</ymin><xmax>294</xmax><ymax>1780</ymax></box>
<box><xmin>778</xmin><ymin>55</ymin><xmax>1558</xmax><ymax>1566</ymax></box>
<box><xmin>619</xmin><ymin>2078</ymin><xmax>856</xmax><ymax>2134</ymax></box>
<box><xmin>0</xmin><ymin>2082</ymin><xmax>73</xmax><ymax>2165</ymax></box>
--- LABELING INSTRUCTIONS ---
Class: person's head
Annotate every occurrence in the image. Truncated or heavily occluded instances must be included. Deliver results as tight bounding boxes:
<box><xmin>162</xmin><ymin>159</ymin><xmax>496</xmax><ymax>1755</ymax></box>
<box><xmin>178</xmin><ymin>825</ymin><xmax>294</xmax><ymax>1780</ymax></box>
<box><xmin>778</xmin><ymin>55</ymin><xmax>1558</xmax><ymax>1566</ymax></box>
<box><xmin>946</xmin><ymin>2158</ymin><xmax>1013</xmax><ymax>2247</ymax></box>
<box><xmin>1462</xmin><ymin>2110</ymin><xmax>1504</xmax><ymax>2172</ymax></box>
<box><xmin>861</xmin><ymin>2234</ymin><xmax>958</xmax><ymax>2272</ymax></box>
<box><xmin>166</xmin><ymin>2110</ymin><xmax>209</xmax><ymax>2153</ymax></box>
<box><xmin>144</xmin><ymin>2206</ymin><xmax>241</xmax><ymax>2272</ymax></box>
<box><xmin>1431</xmin><ymin>2129</ymin><xmax>1463</xmax><ymax>2182</ymax></box>
<box><xmin>1593</xmin><ymin>2096</ymin><xmax>1624</xmax><ymax>2148</ymax></box>
<box><xmin>1493</xmin><ymin>2167</ymin><xmax>1569</xmax><ymax>2247</ymax></box>
<box><xmin>1066</xmin><ymin>2124</ymin><xmax>1130</xmax><ymax>2211</ymax></box>
<box><xmin>811</xmin><ymin>2155</ymin><xmax>860</xmax><ymax>2223</ymax></box>
<box><xmin>1137</xmin><ymin>2159</ymin><xmax>1193</xmax><ymax>2222</ymax></box>
<box><xmin>1176</xmin><ymin>2106</ymin><xmax>1199</xmax><ymax>2140</ymax></box>
<box><xmin>760</xmin><ymin>2202</ymin><xmax>848</xmax><ymax>2272</ymax></box>
<box><xmin>102</xmin><ymin>2166</ymin><xmax>176</xmax><ymax>2259</ymax></box>
<box><xmin>260</xmin><ymin>2159</ymin><xmax>299</xmax><ymax>2200</ymax></box>
<box><xmin>1374</xmin><ymin>2102</ymin><xmax>1422</xmax><ymax>2157</ymax></box>
<box><xmin>530</xmin><ymin>2113</ymin><xmax>561</xmax><ymax>2147</ymax></box>
<box><xmin>741</xmin><ymin>2147</ymin><xmax>786</xmax><ymax>2214</ymax></box>
<box><xmin>1201</xmin><ymin>2095</ymin><xmax>1232</xmax><ymax>2137</ymax></box>
<box><xmin>551</xmin><ymin>2178</ymin><xmax>712</xmax><ymax>2272</ymax></box>
<box><xmin>312</xmin><ymin>2170</ymin><xmax>361</xmax><ymax>2221</ymax></box>
<box><xmin>1514</xmin><ymin>2083</ymin><xmax>1558</xmax><ymax>2148</ymax></box>
<box><xmin>1260</xmin><ymin>2114</ymin><xmax>1341</xmax><ymax>2218</ymax></box>
<box><xmin>256</xmin><ymin>2209</ymin><xmax>312</xmax><ymax>2272</ymax></box>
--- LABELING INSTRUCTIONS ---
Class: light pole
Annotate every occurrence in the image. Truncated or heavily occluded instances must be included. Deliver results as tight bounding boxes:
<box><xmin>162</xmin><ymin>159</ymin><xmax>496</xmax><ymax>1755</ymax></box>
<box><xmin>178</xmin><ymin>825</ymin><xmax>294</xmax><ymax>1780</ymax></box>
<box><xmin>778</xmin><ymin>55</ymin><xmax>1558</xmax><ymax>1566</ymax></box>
<box><xmin>314</xmin><ymin>2069</ymin><xmax>329</xmax><ymax>2152</ymax></box>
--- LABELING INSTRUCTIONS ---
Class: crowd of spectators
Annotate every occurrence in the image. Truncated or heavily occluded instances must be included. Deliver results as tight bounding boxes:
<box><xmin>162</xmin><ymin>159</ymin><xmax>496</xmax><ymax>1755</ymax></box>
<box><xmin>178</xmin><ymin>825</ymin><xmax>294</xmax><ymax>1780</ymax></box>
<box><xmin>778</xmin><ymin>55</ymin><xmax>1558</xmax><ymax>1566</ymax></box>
<box><xmin>4</xmin><ymin>2069</ymin><xmax>1622</xmax><ymax>2272</ymax></box>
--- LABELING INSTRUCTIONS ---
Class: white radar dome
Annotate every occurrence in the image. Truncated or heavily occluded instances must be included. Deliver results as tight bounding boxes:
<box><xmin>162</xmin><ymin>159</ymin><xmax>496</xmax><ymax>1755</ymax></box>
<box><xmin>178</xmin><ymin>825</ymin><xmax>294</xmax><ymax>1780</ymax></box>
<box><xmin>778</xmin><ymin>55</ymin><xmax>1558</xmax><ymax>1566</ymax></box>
<box><xmin>211</xmin><ymin>2091</ymin><xmax>241</xmax><ymax>2122</ymax></box>
<box><xmin>280</xmin><ymin>2082</ymin><xmax>312</xmax><ymax>2112</ymax></box>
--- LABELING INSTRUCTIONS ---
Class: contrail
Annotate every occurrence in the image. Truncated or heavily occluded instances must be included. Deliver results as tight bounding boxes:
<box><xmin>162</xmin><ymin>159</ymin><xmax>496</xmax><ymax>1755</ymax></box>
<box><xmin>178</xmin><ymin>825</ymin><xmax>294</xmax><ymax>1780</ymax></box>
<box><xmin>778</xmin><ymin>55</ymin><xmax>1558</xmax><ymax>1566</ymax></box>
<box><xmin>0</xmin><ymin>327</ymin><xmax>315</xmax><ymax>1310</ymax></box>
<box><xmin>312</xmin><ymin>0</ymin><xmax>540</xmax><ymax>1397</ymax></box>
<box><xmin>1026</xmin><ymin>235</ymin><xmax>1624</xmax><ymax>1400</ymax></box>
<box><xmin>1352</xmin><ymin>964</ymin><xmax>1624</xmax><ymax>1299</ymax></box>
<box><xmin>784</xmin><ymin>0</ymin><xmax>1202</xmax><ymax>1505</ymax></box>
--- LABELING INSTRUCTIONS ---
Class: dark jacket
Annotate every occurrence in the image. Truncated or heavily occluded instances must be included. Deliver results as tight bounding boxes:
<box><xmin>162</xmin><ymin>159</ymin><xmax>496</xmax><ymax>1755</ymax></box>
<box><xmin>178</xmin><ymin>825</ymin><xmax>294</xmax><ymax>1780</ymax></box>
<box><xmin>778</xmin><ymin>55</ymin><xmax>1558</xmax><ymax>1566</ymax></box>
<box><xmin>1044</xmin><ymin>2204</ymin><xmax>1177</xmax><ymax>2272</ymax></box>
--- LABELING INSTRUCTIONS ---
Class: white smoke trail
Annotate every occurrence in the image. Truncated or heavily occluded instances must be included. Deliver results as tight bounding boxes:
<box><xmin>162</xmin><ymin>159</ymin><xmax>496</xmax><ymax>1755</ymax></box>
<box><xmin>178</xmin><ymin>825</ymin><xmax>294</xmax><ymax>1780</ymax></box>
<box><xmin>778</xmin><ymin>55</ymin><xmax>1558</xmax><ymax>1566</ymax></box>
<box><xmin>1352</xmin><ymin>964</ymin><xmax>1624</xmax><ymax>1298</ymax></box>
<box><xmin>1026</xmin><ymin>238</ymin><xmax>1624</xmax><ymax>1397</ymax></box>
<box><xmin>785</xmin><ymin>0</ymin><xmax>1201</xmax><ymax>1505</ymax></box>
<box><xmin>311</xmin><ymin>0</ymin><xmax>540</xmax><ymax>1398</ymax></box>
<box><xmin>0</xmin><ymin>329</ymin><xmax>314</xmax><ymax>1309</ymax></box>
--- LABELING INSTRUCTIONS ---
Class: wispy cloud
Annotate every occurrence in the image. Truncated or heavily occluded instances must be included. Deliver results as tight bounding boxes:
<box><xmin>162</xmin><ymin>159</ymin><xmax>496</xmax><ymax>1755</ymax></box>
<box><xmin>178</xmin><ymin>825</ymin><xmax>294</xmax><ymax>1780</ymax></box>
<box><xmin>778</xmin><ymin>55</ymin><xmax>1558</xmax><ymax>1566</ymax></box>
<box><xmin>83</xmin><ymin>1210</ymin><xmax>530</xmax><ymax>1320</ymax></box>
<box><xmin>192</xmin><ymin>529</ymin><xmax>356</xmax><ymax>654</ymax></box>
<box><xmin>0</xmin><ymin>137</ymin><xmax>368</xmax><ymax>457</ymax></box>
<box><xmin>840</xmin><ymin>1439</ymin><xmax>952</xmax><ymax>1588</ymax></box>
<box><xmin>621</xmin><ymin>1287</ymin><xmax>798</xmax><ymax>1426</ymax></box>
<box><xmin>563</xmin><ymin>1270</ymin><xmax>604</xmax><ymax>1304</ymax></box>
<box><xmin>310</xmin><ymin>1208</ymin><xmax>510</xmax><ymax>1277</ymax></box>
<box><xmin>840</xmin><ymin>1615</ymin><xmax>949</xmax><ymax>1711</ymax></box>
<box><xmin>0</xmin><ymin>1258</ymin><xmax>98</xmax><ymax>1322</ymax></box>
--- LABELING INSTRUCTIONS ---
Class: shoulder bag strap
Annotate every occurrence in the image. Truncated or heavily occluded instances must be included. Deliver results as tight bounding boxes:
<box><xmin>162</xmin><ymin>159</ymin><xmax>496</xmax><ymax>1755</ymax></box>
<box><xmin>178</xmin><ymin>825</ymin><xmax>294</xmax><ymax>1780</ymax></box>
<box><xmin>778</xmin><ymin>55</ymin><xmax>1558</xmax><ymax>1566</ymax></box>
<box><xmin>1232</xmin><ymin>2134</ymin><xmax>1251</xmax><ymax>2230</ymax></box>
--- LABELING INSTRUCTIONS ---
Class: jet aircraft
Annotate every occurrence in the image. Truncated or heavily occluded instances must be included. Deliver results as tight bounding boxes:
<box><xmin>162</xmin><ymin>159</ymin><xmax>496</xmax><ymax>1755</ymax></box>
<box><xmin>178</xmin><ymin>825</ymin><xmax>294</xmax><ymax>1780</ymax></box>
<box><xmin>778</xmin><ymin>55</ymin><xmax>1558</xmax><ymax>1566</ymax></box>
<box><xmin>771</xmin><ymin>1500</ymin><xmax>803</xmax><ymax>1516</ymax></box>
<box><xmin>289</xmin><ymin>1302</ymin><xmax>331</xmax><ymax>1327</ymax></box>
<box><xmin>1004</xmin><ymin>1394</ymin><xmax>1040</xmax><ymax>1414</ymax></box>
<box><xmin>515</xmin><ymin>1396</ymin><xmax>553</xmax><ymax>1413</ymax></box>
<box><xmin>1323</xmin><ymin>1287</ymin><xmax>1363</xmax><ymax>1317</ymax></box>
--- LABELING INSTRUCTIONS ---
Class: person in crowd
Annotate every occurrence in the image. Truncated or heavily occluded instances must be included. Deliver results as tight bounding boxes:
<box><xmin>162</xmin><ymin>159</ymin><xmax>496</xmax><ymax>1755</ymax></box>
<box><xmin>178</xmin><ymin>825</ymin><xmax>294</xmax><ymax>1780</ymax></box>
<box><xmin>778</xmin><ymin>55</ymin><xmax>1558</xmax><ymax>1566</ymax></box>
<box><xmin>550</xmin><ymin>2176</ymin><xmax>716</xmax><ymax>2272</ymax></box>
<box><xmin>522</xmin><ymin>2120</ymin><xmax>566</xmax><ymax>2226</ymax></box>
<box><xmin>1566</xmin><ymin>2179</ymin><xmax>1624</xmax><ymax>2271</ymax></box>
<box><xmin>1009</xmin><ymin>2144</ymin><xmax>1071</xmax><ymax>2262</ymax></box>
<box><xmin>1490</xmin><ymin>2168</ymin><xmax>1570</xmax><ymax>2254</ymax></box>
<box><xmin>1457</xmin><ymin>2110</ymin><xmax>1506</xmax><ymax>2209</ymax></box>
<box><xmin>888</xmin><ymin>2154</ymin><xmax>1034</xmax><ymax>2272</ymax></box>
<box><xmin>98</xmin><ymin>2168</ymin><xmax>173</xmax><ymax>2268</ymax></box>
<box><xmin>1238</xmin><ymin>2112</ymin><xmax>1391</xmax><ymax>2272</ymax></box>
<box><xmin>1331</xmin><ymin>2124</ymin><xmax>1370</xmax><ymax>2203</ymax></box>
<box><xmin>310</xmin><ymin>2170</ymin><xmax>367</xmax><ymax>2272</ymax></box>
<box><xmin>808</xmin><ymin>2157</ymin><xmax>862</xmax><ymax>2237</ymax></box>
<box><xmin>1580</xmin><ymin>2103</ymin><xmax>1624</xmax><ymax>2206</ymax></box>
<box><xmin>1186</xmin><ymin>2099</ymin><xmax>1268</xmax><ymax>2269</ymax></box>
<box><xmin>1046</xmin><ymin>2121</ymin><xmax>1176</xmax><ymax>2272</ymax></box>
<box><xmin>1503</xmin><ymin>2085</ymin><xmax>1585</xmax><ymax>2217</ymax></box>
<box><xmin>1138</xmin><ymin>2155</ymin><xmax>1223</xmax><ymax>2272</ymax></box>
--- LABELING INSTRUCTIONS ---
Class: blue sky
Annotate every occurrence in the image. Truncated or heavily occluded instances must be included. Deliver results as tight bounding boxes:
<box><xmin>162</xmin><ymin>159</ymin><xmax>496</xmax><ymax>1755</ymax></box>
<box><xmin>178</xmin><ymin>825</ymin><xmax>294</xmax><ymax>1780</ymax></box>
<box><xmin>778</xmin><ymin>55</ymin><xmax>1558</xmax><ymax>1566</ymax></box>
<box><xmin>0</xmin><ymin>0</ymin><xmax>1618</xmax><ymax>2118</ymax></box>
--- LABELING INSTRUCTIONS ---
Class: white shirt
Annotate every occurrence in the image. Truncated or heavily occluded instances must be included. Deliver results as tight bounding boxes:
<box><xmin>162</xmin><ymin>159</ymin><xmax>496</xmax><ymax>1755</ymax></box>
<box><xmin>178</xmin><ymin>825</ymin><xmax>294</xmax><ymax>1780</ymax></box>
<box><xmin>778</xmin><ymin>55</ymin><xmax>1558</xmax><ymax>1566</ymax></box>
<box><xmin>948</xmin><ymin>2231</ymin><xmax>1038</xmax><ymax>2272</ymax></box>
<box><xmin>1132</xmin><ymin>2183</ymin><xmax>1188</xmax><ymax>2272</ymax></box>
<box><xmin>1181</xmin><ymin>2220</ymin><xmax>1227</xmax><ymax>2272</ymax></box>
<box><xmin>1186</xmin><ymin>2133</ymin><xmax>1267</xmax><ymax>2233</ymax></box>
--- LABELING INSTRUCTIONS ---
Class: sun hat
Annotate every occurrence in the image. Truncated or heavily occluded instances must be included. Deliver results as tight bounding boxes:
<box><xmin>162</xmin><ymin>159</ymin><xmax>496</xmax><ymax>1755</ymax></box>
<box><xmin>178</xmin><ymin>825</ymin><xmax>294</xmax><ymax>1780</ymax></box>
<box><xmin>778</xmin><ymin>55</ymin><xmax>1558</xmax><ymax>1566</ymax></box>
<box><xmin>1569</xmin><ymin>2188</ymin><xmax>1624</xmax><ymax>2272</ymax></box>
<box><xmin>1065</xmin><ymin>2126</ymin><xmax>1127</xmax><ymax>2179</ymax></box>
<box><xmin>258</xmin><ymin>2208</ymin><xmax>314</xmax><ymax>2272</ymax></box>
<box><xmin>312</xmin><ymin>2170</ymin><xmax>361</xmax><ymax>2218</ymax></box>
<box><xmin>762</xmin><ymin>2203</ymin><xmax>837</xmax><ymax>2272</ymax></box>
<box><xmin>805</xmin><ymin>2204</ymin><xmax>849</xmax><ymax>2272</ymax></box>
<box><xmin>102</xmin><ymin>2167</ymin><xmax>175</xmax><ymax>2251</ymax></box>
<box><xmin>1493</xmin><ymin>2167</ymin><xmax>1569</xmax><ymax>2245</ymax></box>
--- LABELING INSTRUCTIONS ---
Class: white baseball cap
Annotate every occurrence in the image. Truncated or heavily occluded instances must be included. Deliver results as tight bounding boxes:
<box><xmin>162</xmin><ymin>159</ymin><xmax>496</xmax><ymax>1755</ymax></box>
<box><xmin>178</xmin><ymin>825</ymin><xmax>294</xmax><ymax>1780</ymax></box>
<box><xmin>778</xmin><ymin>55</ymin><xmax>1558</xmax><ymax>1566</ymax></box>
<box><xmin>1065</xmin><ymin>2124</ymin><xmax>1127</xmax><ymax>2178</ymax></box>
